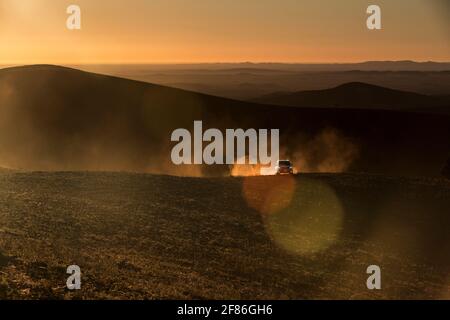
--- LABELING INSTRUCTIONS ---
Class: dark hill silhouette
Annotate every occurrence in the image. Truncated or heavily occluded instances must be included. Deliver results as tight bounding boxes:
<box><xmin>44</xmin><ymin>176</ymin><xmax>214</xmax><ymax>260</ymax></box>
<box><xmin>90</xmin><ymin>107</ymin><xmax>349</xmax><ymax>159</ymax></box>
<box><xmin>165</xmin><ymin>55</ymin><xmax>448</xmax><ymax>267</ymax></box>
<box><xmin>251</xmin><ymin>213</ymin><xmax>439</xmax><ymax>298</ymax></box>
<box><xmin>253</xmin><ymin>82</ymin><xmax>450</xmax><ymax>112</ymax></box>
<box><xmin>443</xmin><ymin>158</ymin><xmax>450</xmax><ymax>179</ymax></box>
<box><xmin>0</xmin><ymin>65</ymin><xmax>449</xmax><ymax>176</ymax></box>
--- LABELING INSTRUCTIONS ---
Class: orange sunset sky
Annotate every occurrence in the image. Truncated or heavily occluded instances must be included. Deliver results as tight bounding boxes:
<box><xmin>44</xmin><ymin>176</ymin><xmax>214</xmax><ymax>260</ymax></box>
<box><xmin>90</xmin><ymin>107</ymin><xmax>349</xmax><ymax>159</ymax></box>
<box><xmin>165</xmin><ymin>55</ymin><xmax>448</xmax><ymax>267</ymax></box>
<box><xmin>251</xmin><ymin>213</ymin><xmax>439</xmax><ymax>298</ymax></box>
<box><xmin>0</xmin><ymin>0</ymin><xmax>449</xmax><ymax>64</ymax></box>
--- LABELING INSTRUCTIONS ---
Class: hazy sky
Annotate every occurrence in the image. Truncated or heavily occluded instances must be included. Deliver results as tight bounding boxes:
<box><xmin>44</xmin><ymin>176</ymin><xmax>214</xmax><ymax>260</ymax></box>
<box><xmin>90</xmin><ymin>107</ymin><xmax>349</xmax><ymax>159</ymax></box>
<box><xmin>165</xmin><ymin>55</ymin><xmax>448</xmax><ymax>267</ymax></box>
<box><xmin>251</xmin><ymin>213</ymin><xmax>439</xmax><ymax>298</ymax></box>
<box><xmin>0</xmin><ymin>0</ymin><xmax>449</xmax><ymax>64</ymax></box>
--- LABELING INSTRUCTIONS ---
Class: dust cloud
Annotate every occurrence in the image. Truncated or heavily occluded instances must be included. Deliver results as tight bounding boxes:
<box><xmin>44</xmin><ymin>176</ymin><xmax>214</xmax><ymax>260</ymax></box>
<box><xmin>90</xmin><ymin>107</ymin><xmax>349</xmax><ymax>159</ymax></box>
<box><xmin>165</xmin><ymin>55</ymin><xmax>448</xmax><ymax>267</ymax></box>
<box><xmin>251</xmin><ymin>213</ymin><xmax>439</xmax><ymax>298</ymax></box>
<box><xmin>287</xmin><ymin>128</ymin><xmax>359</xmax><ymax>174</ymax></box>
<box><xmin>230</xmin><ymin>128</ymin><xmax>359</xmax><ymax>176</ymax></box>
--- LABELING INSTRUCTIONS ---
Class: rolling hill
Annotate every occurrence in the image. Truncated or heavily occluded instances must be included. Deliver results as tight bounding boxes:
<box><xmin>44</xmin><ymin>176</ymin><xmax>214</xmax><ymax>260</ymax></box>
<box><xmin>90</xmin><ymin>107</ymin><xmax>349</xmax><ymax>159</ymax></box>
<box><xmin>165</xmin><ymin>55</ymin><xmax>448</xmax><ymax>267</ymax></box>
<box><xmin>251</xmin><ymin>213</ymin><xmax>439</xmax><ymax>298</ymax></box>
<box><xmin>253</xmin><ymin>82</ymin><xmax>450</xmax><ymax>113</ymax></box>
<box><xmin>75</xmin><ymin>64</ymin><xmax>450</xmax><ymax>100</ymax></box>
<box><xmin>0</xmin><ymin>65</ymin><xmax>449</xmax><ymax>176</ymax></box>
<box><xmin>0</xmin><ymin>65</ymin><xmax>449</xmax><ymax>300</ymax></box>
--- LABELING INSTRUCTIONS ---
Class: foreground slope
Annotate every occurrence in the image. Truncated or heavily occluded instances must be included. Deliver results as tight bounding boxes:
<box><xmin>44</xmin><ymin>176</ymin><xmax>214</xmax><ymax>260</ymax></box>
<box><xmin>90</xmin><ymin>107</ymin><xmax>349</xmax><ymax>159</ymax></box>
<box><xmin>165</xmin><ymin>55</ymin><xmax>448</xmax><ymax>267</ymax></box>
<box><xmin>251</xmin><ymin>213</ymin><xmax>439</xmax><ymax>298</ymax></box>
<box><xmin>0</xmin><ymin>172</ymin><xmax>448</xmax><ymax>299</ymax></box>
<box><xmin>0</xmin><ymin>65</ymin><xmax>449</xmax><ymax>176</ymax></box>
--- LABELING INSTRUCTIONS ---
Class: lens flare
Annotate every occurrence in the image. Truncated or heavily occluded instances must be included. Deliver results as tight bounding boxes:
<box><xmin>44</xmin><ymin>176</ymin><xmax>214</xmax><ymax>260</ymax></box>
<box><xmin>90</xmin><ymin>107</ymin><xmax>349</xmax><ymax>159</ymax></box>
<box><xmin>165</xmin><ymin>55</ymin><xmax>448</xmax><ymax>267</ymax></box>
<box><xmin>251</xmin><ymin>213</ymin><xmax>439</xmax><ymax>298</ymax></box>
<box><xmin>242</xmin><ymin>175</ymin><xmax>297</xmax><ymax>215</ymax></box>
<box><xmin>249</xmin><ymin>177</ymin><xmax>344</xmax><ymax>256</ymax></box>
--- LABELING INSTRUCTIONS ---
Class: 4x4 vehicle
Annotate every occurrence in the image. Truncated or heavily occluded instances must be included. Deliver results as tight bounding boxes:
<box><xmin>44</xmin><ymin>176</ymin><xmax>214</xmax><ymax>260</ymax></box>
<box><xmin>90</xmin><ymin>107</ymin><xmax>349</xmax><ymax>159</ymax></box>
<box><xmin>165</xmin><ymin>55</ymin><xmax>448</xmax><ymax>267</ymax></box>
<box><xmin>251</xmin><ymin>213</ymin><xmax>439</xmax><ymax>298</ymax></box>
<box><xmin>275</xmin><ymin>160</ymin><xmax>294</xmax><ymax>175</ymax></box>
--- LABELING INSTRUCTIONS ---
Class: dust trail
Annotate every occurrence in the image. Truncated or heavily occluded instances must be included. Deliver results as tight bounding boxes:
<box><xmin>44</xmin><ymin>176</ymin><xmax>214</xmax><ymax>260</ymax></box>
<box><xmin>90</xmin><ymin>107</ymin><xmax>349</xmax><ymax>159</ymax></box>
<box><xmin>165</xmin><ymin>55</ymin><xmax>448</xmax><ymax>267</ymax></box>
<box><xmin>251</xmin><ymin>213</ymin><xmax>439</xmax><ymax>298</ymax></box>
<box><xmin>230</xmin><ymin>128</ymin><xmax>359</xmax><ymax>176</ymax></box>
<box><xmin>288</xmin><ymin>128</ymin><xmax>359</xmax><ymax>173</ymax></box>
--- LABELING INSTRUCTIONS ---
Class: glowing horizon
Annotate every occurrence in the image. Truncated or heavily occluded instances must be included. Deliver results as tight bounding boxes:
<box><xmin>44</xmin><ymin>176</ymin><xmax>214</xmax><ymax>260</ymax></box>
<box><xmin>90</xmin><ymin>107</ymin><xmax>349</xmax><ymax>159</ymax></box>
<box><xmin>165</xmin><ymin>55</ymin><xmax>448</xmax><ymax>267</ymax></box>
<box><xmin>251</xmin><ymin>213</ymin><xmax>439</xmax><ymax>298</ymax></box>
<box><xmin>1</xmin><ymin>0</ymin><xmax>449</xmax><ymax>65</ymax></box>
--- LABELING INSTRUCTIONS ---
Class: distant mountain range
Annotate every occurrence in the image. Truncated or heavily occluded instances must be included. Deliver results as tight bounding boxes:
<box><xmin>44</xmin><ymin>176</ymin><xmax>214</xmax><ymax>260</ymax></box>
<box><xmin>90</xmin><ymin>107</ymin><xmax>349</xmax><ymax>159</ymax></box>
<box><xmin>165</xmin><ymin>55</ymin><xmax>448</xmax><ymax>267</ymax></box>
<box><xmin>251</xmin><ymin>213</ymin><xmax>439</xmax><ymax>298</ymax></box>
<box><xmin>66</xmin><ymin>61</ymin><xmax>450</xmax><ymax>100</ymax></box>
<box><xmin>252</xmin><ymin>82</ymin><xmax>450</xmax><ymax>113</ymax></box>
<box><xmin>69</xmin><ymin>60</ymin><xmax>450</xmax><ymax>72</ymax></box>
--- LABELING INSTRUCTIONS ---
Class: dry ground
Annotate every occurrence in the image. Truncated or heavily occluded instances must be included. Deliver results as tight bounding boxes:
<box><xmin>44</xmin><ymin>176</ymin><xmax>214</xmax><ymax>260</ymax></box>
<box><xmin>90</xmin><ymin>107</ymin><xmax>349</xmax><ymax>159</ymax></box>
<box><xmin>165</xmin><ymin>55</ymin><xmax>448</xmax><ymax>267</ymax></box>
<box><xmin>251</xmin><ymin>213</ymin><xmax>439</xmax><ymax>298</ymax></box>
<box><xmin>0</xmin><ymin>172</ymin><xmax>449</xmax><ymax>299</ymax></box>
